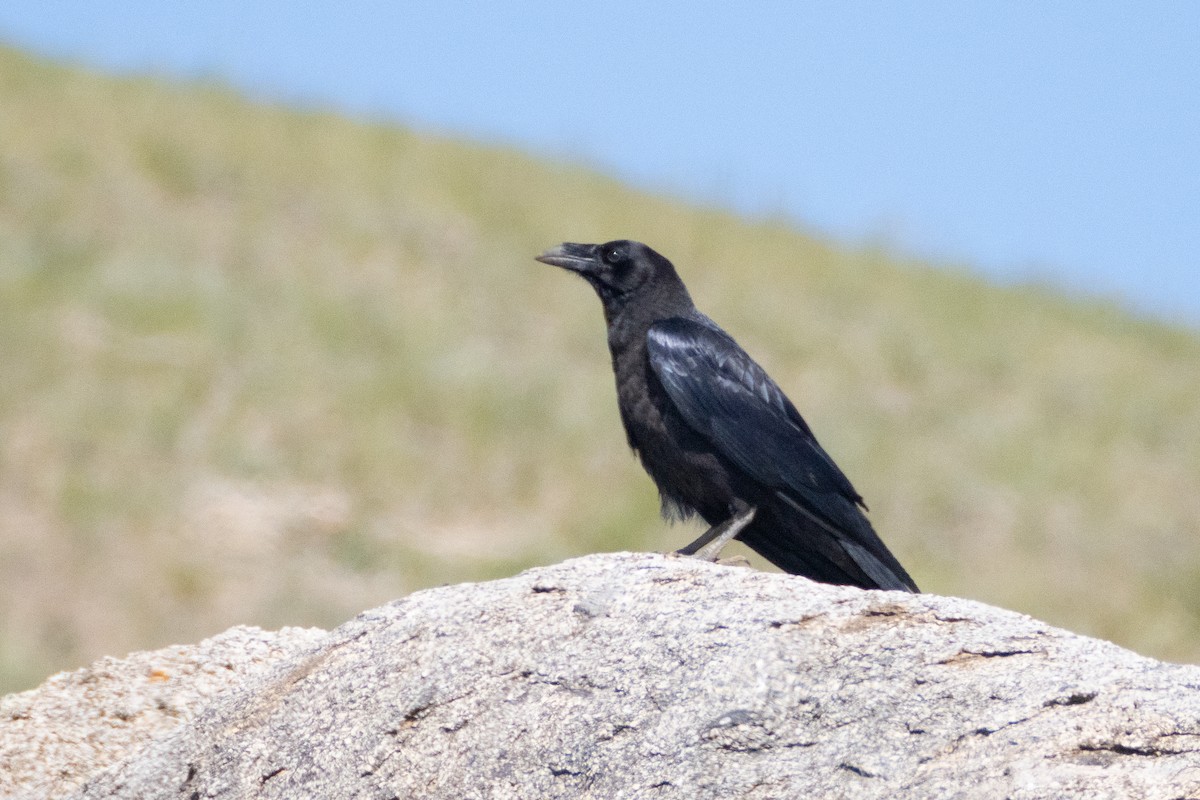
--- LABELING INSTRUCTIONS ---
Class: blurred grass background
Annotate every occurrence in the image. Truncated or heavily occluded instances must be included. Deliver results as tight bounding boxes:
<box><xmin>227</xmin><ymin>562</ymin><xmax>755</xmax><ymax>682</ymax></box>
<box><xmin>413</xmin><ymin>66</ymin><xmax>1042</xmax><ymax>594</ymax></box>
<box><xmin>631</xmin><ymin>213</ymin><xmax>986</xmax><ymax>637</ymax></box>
<box><xmin>1</xmin><ymin>45</ymin><xmax>1198</xmax><ymax>692</ymax></box>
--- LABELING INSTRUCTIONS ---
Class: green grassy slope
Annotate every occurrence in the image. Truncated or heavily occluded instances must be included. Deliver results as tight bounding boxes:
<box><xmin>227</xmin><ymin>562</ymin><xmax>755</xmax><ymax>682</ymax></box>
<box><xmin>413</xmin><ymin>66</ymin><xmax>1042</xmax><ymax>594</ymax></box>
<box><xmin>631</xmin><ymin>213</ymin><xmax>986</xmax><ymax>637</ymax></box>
<box><xmin>1</xmin><ymin>46</ymin><xmax>1198</xmax><ymax>691</ymax></box>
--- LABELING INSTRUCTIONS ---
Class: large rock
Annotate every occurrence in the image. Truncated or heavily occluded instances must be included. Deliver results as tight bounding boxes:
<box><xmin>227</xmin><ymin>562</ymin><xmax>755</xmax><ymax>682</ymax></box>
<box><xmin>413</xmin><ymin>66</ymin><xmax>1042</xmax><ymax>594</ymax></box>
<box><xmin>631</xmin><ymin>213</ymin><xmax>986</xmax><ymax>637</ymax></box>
<box><xmin>4</xmin><ymin>553</ymin><xmax>1200</xmax><ymax>799</ymax></box>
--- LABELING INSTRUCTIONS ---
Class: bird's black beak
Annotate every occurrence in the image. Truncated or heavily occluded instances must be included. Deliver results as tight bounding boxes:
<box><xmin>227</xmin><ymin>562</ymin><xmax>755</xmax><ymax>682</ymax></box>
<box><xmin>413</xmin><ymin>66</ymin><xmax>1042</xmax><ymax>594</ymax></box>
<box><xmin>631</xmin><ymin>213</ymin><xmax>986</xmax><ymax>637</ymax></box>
<box><xmin>535</xmin><ymin>242</ymin><xmax>599</xmax><ymax>275</ymax></box>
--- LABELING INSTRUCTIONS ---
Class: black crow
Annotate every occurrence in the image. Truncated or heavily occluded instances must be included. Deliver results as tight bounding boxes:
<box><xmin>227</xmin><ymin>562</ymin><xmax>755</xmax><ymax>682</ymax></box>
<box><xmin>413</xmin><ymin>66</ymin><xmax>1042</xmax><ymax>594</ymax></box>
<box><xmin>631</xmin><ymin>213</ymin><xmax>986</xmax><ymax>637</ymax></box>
<box><xmin>536</xmin><ymin>240</ymin><xmax>918</xmax><ymax>592</ymax></box>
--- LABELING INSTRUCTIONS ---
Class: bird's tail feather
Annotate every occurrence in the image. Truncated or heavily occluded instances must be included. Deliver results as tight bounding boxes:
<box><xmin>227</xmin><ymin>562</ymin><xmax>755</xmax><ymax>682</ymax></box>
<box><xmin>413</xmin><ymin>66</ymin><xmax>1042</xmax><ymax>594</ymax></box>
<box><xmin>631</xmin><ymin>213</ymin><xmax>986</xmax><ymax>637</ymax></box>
<box><xmin>740</xmin><ymin>498</ymin><xmax>919</xmax><ymax>592</ymax></box>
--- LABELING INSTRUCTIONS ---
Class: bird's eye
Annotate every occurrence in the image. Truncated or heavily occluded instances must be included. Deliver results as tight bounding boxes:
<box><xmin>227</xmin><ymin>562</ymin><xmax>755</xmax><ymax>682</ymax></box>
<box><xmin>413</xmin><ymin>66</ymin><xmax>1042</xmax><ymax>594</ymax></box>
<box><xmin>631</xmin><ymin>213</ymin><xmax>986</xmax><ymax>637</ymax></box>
<box><xmin>602</xmin><ymin>245</ymin><xmax>624</xmax><ymax>265</ymax></box>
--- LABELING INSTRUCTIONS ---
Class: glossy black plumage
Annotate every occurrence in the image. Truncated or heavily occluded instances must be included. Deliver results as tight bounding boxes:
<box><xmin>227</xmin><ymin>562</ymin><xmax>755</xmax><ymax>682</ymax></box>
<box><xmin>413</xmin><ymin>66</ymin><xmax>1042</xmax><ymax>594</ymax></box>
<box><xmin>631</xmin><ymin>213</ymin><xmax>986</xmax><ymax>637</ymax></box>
<box><xmin>537</xmin><ymin>239</ymin><xmax>918</xmax><ymax>592</ymax></box>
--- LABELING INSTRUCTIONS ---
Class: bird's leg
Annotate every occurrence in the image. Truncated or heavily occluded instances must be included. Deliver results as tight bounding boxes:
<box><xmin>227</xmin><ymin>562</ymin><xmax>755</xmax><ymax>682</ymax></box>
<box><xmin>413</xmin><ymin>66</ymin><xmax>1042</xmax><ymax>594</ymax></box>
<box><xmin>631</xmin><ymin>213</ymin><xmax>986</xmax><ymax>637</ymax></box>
<box><xmin>676</xmin><ymin>504</ymin><xmax>757</xmax><ymax>562</ymax></box>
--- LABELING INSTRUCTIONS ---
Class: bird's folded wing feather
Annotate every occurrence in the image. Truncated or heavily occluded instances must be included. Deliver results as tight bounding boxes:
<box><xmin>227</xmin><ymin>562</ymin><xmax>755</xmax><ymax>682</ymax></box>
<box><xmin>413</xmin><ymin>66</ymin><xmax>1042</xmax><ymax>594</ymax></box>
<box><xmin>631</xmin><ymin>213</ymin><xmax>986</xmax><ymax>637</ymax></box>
<box><xmin>646</xmin><ymin>316</ymin><xmax>865</xmax><ymax>524</ymax></box>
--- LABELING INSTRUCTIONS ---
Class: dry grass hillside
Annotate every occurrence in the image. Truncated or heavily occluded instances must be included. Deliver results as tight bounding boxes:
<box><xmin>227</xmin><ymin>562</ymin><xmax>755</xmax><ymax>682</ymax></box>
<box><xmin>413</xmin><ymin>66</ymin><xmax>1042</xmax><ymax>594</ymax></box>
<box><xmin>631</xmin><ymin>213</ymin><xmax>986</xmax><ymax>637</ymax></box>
<box><xmin>1</xmin><ymin>45</ymin><xmax>1198</xmax><ymax>692</ymax></box>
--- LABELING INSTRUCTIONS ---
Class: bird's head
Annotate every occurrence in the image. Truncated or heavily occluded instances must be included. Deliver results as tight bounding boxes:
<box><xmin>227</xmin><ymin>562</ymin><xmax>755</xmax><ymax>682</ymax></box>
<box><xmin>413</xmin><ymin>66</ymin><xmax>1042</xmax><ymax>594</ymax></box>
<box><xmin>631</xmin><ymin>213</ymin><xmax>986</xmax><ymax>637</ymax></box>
<box><xmin>535</xmin><ymin>240</ymin><xmax>692</xmax><ymax>316</ymax></box>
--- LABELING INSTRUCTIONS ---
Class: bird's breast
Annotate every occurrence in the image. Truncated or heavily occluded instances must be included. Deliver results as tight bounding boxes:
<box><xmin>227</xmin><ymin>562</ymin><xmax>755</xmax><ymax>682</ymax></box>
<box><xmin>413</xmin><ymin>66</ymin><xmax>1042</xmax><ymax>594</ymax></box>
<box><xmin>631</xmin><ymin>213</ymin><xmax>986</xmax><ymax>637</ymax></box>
<box><xmin>610</xmin><ymin>345</ymin><xmax>738</xmax><ymax>523</ymax></box>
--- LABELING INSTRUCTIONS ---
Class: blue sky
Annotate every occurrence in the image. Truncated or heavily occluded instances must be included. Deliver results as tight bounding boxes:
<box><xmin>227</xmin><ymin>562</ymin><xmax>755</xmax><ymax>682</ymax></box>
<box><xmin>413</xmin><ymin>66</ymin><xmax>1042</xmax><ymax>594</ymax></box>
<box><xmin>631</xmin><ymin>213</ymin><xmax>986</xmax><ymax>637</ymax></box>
<box><xmin>1</xmin><ymin>2</ymin><xmax>1197</xmax><ymax>324</ymax></box>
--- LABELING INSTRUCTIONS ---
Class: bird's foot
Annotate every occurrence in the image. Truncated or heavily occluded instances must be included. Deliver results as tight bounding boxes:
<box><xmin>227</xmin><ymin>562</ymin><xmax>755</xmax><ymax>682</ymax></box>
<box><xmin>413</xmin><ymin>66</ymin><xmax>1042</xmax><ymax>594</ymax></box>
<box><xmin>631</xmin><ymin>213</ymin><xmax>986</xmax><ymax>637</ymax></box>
<box><xmin>675</xmin><ymin>505</ymin><xmax>757</xmax><ymax>563</ymax></box>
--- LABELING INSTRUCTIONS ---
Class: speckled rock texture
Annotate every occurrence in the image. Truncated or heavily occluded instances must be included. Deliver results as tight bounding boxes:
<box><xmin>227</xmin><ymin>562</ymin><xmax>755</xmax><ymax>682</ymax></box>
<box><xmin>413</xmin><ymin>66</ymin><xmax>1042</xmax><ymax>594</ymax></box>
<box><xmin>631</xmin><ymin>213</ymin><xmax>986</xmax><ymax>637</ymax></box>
<box><xmin>0</xmin><ymin>625</ymin><xmax>327</xmax><ymax>799</ymax></box>
<box><xmin>7</xmin><ymin>553</ymin><xmax>1200</xmax><ymax>799</ymax></box>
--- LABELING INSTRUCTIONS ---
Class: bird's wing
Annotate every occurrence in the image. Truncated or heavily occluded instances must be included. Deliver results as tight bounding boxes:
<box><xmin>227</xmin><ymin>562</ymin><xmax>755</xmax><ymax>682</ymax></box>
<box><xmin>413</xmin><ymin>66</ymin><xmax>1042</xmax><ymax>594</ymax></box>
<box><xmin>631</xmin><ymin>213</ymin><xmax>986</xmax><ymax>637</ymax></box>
<box><xmin>646</xmin><ymin>316</ymin><xmax>864</xmax><ymax>517</ymax></box>
<box><xmin>648</xmin><ymin>316</ymin><xmax>917</xmax><ymax>592</ymax></box>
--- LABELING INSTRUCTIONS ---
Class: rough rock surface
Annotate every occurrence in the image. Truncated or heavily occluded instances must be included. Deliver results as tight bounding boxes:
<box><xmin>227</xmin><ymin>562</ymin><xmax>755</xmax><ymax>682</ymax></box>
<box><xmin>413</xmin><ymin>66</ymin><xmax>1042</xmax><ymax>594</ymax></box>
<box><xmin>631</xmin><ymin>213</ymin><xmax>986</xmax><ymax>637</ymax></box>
<box><xmin>0</xmin><ymin>625</ymin><xmax>327</xmax><ymax>799</ymax></box>
<box><xmin>5</xmin><ymin>553</ymin><xmax>1200</xmax><ymax>799</ymax></box>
